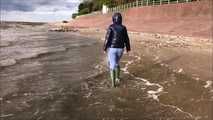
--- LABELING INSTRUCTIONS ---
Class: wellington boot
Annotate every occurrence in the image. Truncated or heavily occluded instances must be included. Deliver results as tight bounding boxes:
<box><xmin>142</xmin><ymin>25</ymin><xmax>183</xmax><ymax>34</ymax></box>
<box><xmin>110</xmin><ymin>70</ymin><xmax>116</xmax><ymax>88</ymax></box>
<box><xmin>115</xmin><ymin>66</ymin><xmax>120</xmax><ymax>83</ymax></box>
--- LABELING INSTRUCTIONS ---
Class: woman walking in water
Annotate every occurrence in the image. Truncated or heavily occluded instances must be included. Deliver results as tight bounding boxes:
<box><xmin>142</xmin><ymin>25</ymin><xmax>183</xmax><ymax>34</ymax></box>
<box><xmin>104</xmin><ymin>12</ymin><xmax>131</xmax><ymax>87</ymax></box>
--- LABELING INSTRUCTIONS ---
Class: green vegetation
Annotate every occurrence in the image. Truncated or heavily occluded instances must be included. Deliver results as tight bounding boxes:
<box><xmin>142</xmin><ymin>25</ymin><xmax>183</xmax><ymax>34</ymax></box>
<box><xmin>72</xmin><ymin>0</ymin><xmax>195</xmax><ymax>19</ymax></box>
<box><xmin>72</xmin><ymin>0</ymin><xmax>128</xmax><ymax>19</ymax></box>
<box><xmin>72</xmin><ymin>0</ymin><xmax>103</xmax><ymax>19</ymax></box>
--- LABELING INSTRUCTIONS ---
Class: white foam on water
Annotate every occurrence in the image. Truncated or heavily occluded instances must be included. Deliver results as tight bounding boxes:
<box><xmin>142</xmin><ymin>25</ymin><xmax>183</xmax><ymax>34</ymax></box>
<box><xmin>161</xmin><ymin>103</ymin><xmax>194</xmax><ymax>119</ymax></box>
<box><xmin>122</xmin><ymin>55</ymin><xmax>194</xmax><ymax>118</ymax></box>
<box><xmin>121</xmin><ymin>55</ymin><xmax>164</xmax><ymax>101</ymax></box>
<box><xmin>204</xmin><ymin>80</ymin><xmax>212</xmax><ymax>88</ymax></box>
<box><xmin>178</xmin><ymin>68</ymin><xmax>183</xmax><ymax>73</ymax></box>
<box><xmin>135</xmin><ymin>77</ymin><xmax>164</xmax><ymax>101</ymax></box>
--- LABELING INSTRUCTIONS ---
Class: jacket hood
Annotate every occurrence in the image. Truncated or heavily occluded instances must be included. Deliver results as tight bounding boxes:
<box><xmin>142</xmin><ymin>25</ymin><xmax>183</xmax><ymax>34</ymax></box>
<box><xmin>112</xmin><ymin>12</ymin><xmax>122</xmax><ymax>25</ymax></box>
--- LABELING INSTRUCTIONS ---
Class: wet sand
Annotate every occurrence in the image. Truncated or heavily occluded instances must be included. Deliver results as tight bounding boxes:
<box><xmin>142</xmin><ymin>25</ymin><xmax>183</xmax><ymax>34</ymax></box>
<box><xmin>1</xmin><ymin>25</ymin><xmax>213</xmax><ymax>120</ymax></box>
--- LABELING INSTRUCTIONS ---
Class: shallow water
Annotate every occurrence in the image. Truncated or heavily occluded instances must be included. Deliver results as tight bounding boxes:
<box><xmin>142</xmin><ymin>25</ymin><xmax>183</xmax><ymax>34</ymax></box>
<box><xmin>0</xmin><ymin>23</ymin><xmax>103</xmax><ymax>99</ymax></box>
<box><xmin>127</xmin><ymin>54</ymin><xmax>213</xmax><ymax>120</ymax></box>
<box><xmin>0</xmin><ymin>24</ymin><xmax>97</xmax><ymax>67</ymax></box>
<box><xmin>0</xmin><ymin>23</ymin><xmax>212</xmax><ymax>120</ymax></box>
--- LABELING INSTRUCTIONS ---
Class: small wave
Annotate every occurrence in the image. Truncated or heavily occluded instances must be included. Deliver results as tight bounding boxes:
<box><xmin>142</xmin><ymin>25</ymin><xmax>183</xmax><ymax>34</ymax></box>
<box><xmin>0</xmin><ymin>41</ymin><xmax>11</xmax><ymax>47</ymax></box>
<box><xmin>12</xmin><ymin>46</ymin><xmax>67</xmax><ymax>60</ymax></box>
<box><xmin>68</xmin><ymin>42</ymin><xmax>96</xmax><ymax>48</ymax></box>
<box><xmin>21</xmin><ymin>46</ymin><xmax>67</xmax><ymax>59</ymax></box>
<box><xmin>0</xmin><ymin>59</ymin><xmax>16</xmax><ymax>67</ymax></box>
<box><xmin>0</xmin><ymin>46</ymin><xmax>67</xmax><ymax>67</ymax></box>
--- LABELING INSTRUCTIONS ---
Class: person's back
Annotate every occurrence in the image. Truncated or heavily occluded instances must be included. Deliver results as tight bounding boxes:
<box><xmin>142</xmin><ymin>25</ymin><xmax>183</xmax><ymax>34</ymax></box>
<box><xmin>103</xmin><ymin>12</ymin><xmax>131</xmax><ymax>88</ymax></box>
<box><xmin>104</xmin><ymin>13</ymin><xmax>130</xmax><ymax>52</ymax></box>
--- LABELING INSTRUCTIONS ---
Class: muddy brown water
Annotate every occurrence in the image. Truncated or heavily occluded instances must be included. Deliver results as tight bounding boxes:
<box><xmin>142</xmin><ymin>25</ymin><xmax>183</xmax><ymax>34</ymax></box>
<box><xmin>0</xmin><ymin>24</ymin><xmax>212</xmax><ymax>120</ymax></box>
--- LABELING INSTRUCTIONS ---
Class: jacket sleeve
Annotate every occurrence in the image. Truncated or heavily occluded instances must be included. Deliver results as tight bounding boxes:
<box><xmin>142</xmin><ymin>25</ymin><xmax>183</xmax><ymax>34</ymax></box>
<box><xmin>103</xmin><ymin>26</ymin><xmax>113</xmax><ymax>51</ymax></box>
<box><xmin>124</xmin><ymin>27</ymin><xmax>131</xmax><ymax>51</ymax></box>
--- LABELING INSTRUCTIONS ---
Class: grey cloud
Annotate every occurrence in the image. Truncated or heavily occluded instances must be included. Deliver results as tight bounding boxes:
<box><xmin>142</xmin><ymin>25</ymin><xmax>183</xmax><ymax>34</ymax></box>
<box><xmin>0</xmin><ymin>0</ymin><xmax>80</xmax><ymax>12</ymax></box>
<box><xmin>0</xmin><ymin>0</ymin><xmax>36</xmax><ymax>11</ymax></box>
<box><xmin>66</xmin><ymin>3</ymin><xmax>79</xmax><ymax>9</ymax></box>
<box><xmin>53</xmin><ymin>8</ymin><xmax>59</xmax><ymax>12</ymax></box>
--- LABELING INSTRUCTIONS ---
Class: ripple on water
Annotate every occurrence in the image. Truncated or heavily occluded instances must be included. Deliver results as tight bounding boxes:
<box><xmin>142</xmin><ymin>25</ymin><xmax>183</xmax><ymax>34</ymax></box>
<box><xmin>0</xmin><ymin>59</ymin><xmax>16</xmax><ymax>67</ymax></box>
<box><xmin>0</xmin><ymin>46</ymin><xmax>67</xmax><ymax>67</ymax></box>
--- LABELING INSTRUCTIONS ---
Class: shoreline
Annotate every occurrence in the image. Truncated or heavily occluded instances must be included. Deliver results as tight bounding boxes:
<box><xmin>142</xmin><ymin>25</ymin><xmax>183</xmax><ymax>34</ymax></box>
<box><xmin>72</xmin><ymin>27</ymin><xmax>212</xmax><ymax>42</ymax></box>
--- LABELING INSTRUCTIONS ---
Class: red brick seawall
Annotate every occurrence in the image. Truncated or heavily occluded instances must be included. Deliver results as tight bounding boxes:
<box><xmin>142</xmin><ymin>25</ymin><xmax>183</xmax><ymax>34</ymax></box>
<box><xmin>69</xmin><ymin>0</ymin><xmax>212</xmax><ymax>39</ymax></box>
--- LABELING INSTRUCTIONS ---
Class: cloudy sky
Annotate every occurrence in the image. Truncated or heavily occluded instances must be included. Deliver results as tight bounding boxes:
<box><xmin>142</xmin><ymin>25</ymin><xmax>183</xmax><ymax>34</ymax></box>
<box><xmin>0</xmin><ymin>0</ymin><xmax>81</xmax><ymax>22</ymax></box>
